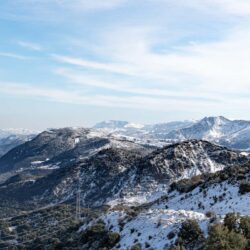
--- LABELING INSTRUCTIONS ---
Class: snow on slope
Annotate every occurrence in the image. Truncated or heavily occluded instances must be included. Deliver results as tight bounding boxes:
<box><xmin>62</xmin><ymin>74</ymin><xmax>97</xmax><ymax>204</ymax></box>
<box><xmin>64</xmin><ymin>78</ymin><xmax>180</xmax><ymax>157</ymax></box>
<box><xmin>124</xmin><ymin>123</ymin><xmax>145</xmax><ymax>129</ymax></box>
<box><xmin>101</xmin><ymin>209</ymin><xmax>208</xmax><ymax>250</ymax></box>
<box><xmin>153</xmin><ymin>181</ymin><xmax>250</xmax><ymax>216</ymax></box>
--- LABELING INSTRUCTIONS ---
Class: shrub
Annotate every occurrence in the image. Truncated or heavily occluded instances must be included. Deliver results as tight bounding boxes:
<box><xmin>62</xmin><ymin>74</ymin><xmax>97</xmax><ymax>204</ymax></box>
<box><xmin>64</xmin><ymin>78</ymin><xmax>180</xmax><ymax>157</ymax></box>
<box><xmin>81</xmin><ymin>222</ymin><xmax>120</xmax><ymax>249</ymax></box>
<box><xmin>239</xmin><ymin>181</ymin><xmax>250</xmax><ymax>195</ymax></box>
<box><xmin>106</xmin><ymin>232</ymin><xmax>120</xmax><ymax>247</ymax></box>
<box><xmin>171</xmin><ymin>245</ymin><xmax>183</xmax><ymax>250</ymax></box>
<box><xmin>224</xmin><ymin>213</ymin><xmax>240</xmax><ymax>232</ymax></box>
<box><xmin>178</xmin><ymin>220</ymin><xmax>204</xmax><ymax>245</ymax></box>
<box><xmin>205</xmin><ymin>211</ymin><xmax>215</xmax><ymax>218</ymax></box>
<box><xmin>131</xmin><ymin>243</ymin><xmax>141</xmax><ymax>250</ymax></box>
<box><xmin>240</xmin><ymin>216</ymin><xmax>250</xmax><ymax>239</ymax></box>
<box><xmin>206</xmin><ymin>224</ymin><xmax>247</xmax><ymax>250</ymax></box>
<box><xmin>175</xmin><ymin>219</ymin><xmax>205</xmax><ymax>250</ymax></box>
<box><xmin>167</xmin><ymin>231</ymin><xmax>176</xmax><ymax>240</ymax></box>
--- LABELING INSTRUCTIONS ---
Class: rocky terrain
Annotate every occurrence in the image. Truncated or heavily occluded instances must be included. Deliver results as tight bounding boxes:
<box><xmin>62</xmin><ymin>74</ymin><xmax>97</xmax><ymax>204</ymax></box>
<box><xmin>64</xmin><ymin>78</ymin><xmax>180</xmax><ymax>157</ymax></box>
<box><xmin>0</xmin><ymin>121</ymin><xmax>249</xmax><ymax>249</ymax></box>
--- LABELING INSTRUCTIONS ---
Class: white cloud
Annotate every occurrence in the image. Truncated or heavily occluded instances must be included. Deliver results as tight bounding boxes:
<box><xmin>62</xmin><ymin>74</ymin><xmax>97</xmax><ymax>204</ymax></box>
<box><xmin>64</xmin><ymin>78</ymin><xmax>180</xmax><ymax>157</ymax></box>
<box><xmin>52</xmin><ymin>54</ymin><xmax>134</xmax><ymax>76</ymax></box>
<box><xmin>53</xmin><ymin>25</ymin><xmax>250</xmax><ymax>97</ymax></box>
<box><xmin>56</xmin><ymin>0</ymin><xmax>127</xmax><ymax>11</ymax></box>
<box><xmin>17</xmin><ymin>40</ymin><xmax>43</xmax><ymax>51</ymax></box>
<box><xmin>156</xmin><ymin>0</ymin><xmax>250</xmax><ymax>16</ymax></box>
<box><xmin>54</xmin><ymin>67</ymin><xmax>223</xmax><ymax>103</ymax></box>
<box><xmin>1</xmin><ymin>0</ymin><xmax>127</xmax><ymax>21</ymax></box>
<box><xmin>0</xmin><ymin>81</ymin><xmax>233</xmax><ymax>111</ymax></box>
<box><xmin>0</xmin><ymin>52</ymin><xmax>31</xmax><ymax>60</ymax></box>
<box><xmin>2</xmin><ymin>0</ymin><xmax>250</xmax><ymax>122</ymax></box>
<box><xmin>192</xmin><ymin>0</ymin><xmax>250</xmax><ymax>16</ymax></box>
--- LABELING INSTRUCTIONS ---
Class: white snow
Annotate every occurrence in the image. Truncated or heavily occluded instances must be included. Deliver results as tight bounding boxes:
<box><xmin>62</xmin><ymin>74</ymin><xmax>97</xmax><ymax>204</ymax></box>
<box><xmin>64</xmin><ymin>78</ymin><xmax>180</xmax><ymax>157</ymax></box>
<box><xmin>154</xmin><ymin>181</ymin><xmax>250</xmax><ymax>216</ymax></box>
<box><xmin>124</xmin><ymin>123</ymin><xmax>145</xmax><ymax>129</ymax></box>
<box><xmin>101</xmin><ymin>209</ymin><xmax>208</xmax><ymax>250</ymax></box>
<box><xmin>31</xmin><ymin>160</ymin><xmax>44</xmax><ymax>165</ymax></box>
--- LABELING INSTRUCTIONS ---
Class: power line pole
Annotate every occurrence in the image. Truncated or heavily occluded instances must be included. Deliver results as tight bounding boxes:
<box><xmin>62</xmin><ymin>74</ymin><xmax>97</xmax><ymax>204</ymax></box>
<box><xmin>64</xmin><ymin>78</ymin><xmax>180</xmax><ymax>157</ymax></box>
<box><xmin>75</xmin><ymin>174</ymin><xmax>81</xmax><ymax>221</ymax></box>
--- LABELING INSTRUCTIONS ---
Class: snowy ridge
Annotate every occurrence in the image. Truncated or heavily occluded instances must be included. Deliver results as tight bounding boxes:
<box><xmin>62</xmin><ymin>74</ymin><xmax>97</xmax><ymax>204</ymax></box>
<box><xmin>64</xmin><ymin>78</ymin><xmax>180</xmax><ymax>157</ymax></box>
<box><xmin>93</xmin><ymin>116</ymin><xmax>250</xmax><ymax>150</ymax></box>
<box><xmin>23</xmin><ymin>140</ymin><xmax>246</xmax><ymax>209</ymax></box>
<box><xmin>166</xmin><ymin>116</ymin><xmax>250</xmax><ymax>150</ymax></box>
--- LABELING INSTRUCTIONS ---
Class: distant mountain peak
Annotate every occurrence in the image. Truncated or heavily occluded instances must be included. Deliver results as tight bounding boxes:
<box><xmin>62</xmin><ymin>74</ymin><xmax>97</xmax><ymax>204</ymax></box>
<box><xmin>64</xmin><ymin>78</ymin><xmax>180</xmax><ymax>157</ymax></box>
<box><xmin>199</xmin><ymin>116</ymin><xmax>229</xmax><ymax>125</ymax></box>
<box><xmin>93</xmin><ymin>120</ymin><xmax>129</xmax><ymax>129</ymax></box>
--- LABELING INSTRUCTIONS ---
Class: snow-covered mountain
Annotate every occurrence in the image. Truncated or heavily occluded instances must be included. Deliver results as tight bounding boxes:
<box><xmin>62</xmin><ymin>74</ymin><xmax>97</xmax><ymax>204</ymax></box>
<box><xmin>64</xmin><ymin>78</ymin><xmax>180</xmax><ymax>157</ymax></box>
<box><xmin>0</xmin><ymin>129</ymin><xmax>37</xmax><ymax>157</ymax></box>
<box><xmin>0</xmin><ymin>122</ymin><xmax>250</xmax><ymax>249</ymax></box>
<box><xmin>0</xmin><ymin>127</ymin><xmax>154</xmax><ymax>184</ymax></box>
<box><xmin>94</xmin><ymin>117</ymin><xmax>250</xmax><ymax>150</ymax></box>
<box><xmin>94</xmin><ymin>120</ymin><xmax>130</xmax><ymax>129</ymax></box>
<box><xmin>166</xmin><ymin>116</ymin><xmax>250</xmax><ymax>150</ymax></box>
<box><xmin>0</xmin><ymin>139</ymin><xmax>247</xmax><ymax>207</ymax></box>
<box><xmin>93</xmin><ymin>120</ymin><xmax>195</xmax><ymax>146</ymax></box>
<box><xmin>93</xmin><ymin>120</ymin><xmax>194</xmax><ymax>133</ymax></box>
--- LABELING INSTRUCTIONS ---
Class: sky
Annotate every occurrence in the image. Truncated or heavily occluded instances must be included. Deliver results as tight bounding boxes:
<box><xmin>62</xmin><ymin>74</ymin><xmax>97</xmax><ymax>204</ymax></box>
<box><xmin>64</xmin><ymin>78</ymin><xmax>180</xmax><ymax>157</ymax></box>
<box><xmin>1</xmin><ymin>0</ymin><xmax>250</xmax><ymax>129</ymax></box>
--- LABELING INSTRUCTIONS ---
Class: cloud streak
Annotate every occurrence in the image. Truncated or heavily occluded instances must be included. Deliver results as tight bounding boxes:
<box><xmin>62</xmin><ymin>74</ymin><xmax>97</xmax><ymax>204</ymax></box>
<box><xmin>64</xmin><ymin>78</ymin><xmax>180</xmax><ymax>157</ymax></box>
<box><xmin>53</xmin><ymin>25</ymin><xmax>250</xmax><ymax>98</ymax></box>
<box><xmin>0</xmin><ymin>52</ymin><xmax>31</xmax><ymax>60</ymax></box>
<box><xmin>0</xmin><ymin>81</ymin><xmax>235</xmax><ymax>112</ymax></box>
<box><xmin>54</xmin><ymin>67</ymin><xmax>223</xmax><ymax>103</ymax></box>
<box><xmin>1</xmin><ymin>0</ymin><xmax>250</xmax><ymax>126</ymax></box>
<box><xmin>17</xmin><ymin>40</ymin><xmax>43</xmax><ymax>51</ymax></box>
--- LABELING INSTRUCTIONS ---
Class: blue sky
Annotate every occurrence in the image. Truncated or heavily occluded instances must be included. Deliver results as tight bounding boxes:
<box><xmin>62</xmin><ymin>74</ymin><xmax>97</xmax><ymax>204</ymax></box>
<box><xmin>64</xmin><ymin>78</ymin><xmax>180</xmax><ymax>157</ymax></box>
<box><xmin>1</xmin><ymin>0</ymin><xmax>250</xmax><ymax>129</ymax></box>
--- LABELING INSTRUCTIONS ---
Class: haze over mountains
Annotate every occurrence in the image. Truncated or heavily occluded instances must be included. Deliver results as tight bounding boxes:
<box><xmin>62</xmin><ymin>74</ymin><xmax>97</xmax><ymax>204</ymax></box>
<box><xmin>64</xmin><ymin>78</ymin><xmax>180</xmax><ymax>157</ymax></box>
<box><xmin>0</xmin><ymin>116</ymin><xmax>250</xmax><ymax>249</ymax></box>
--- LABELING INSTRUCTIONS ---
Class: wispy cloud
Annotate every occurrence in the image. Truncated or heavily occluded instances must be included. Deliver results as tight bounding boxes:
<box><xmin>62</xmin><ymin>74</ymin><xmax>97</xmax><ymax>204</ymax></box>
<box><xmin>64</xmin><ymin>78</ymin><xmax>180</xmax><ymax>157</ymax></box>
<box><xmin>56</xmin><ymin>0</ymin><xmax>128</xmax><ymax>11</ymax></box>
<box><xmin>154</xmin><ymin>0</ymin><xmax>250</xmax><ymax>17</ymax></box>
<box><xmin>54</xmin><ymin>67</ymin><xmax>222</xmax><ymax>103</ymax></box>
<box><xmin>17</xmin><ymin>40</ymin><xmax>43</xmax><ymax>51</ymax></box>
<box><xmin>51</xmin><ymin>54</ymin><xmax>134</xmax><ymax>76</ymax></box>
<box><xmin>52</xmin><ymin>25</ymin><xmax>250</xmax><ymax>97</ymax></box>
<box><xmin>0</xmin><ymin>0</ymin><xmax>128</xmax><ymax>22</ymax></box>
<box><xmin>1</xmin><ymin>0</ymin><xmax>250</xmax><ymax>126</ymax></box>
<box><xmin>0</xmin><ymin>52</ymin><xmax>31</xmax><ymax>60</ymax></box>
<box><xmin>184</xmin><ymin>0</ymin><xmax>250</xmax><ymax>16</ymax></box>
<box><xmin>0</xmin><ymin>81</ymin><xmax>233</xmax><ymax>111</ymax></box>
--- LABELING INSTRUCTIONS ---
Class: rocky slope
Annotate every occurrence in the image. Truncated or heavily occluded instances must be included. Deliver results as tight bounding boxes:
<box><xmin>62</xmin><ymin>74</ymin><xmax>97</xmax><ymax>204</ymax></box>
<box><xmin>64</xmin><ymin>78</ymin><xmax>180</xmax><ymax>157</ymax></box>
<box><xmin>80</xmin><ymin>160</ymin><xmax>250</xmax><ymax>250</ymax></box>
<box><xmin>0</xmin><ymin>140</ymin><xmax>247</xmax><ymax>209</ymax></box>
<box><xmin>0</xmin><ymin>134</ymin><xmax>249</xmax><ymax>249</ymax></box>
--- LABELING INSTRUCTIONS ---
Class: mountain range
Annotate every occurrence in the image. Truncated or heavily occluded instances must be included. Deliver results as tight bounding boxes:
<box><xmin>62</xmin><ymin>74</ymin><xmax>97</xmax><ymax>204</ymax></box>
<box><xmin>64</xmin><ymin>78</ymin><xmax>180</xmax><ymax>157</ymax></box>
<box><xmin>94</xmin><ymin>116</ymin><xmax>250</xmax><ymax>150</ymax></box>
<box><xmin>0</xmin><ymin>116</ymin><xmax>249</xmax><ymax>249</ymax></box>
